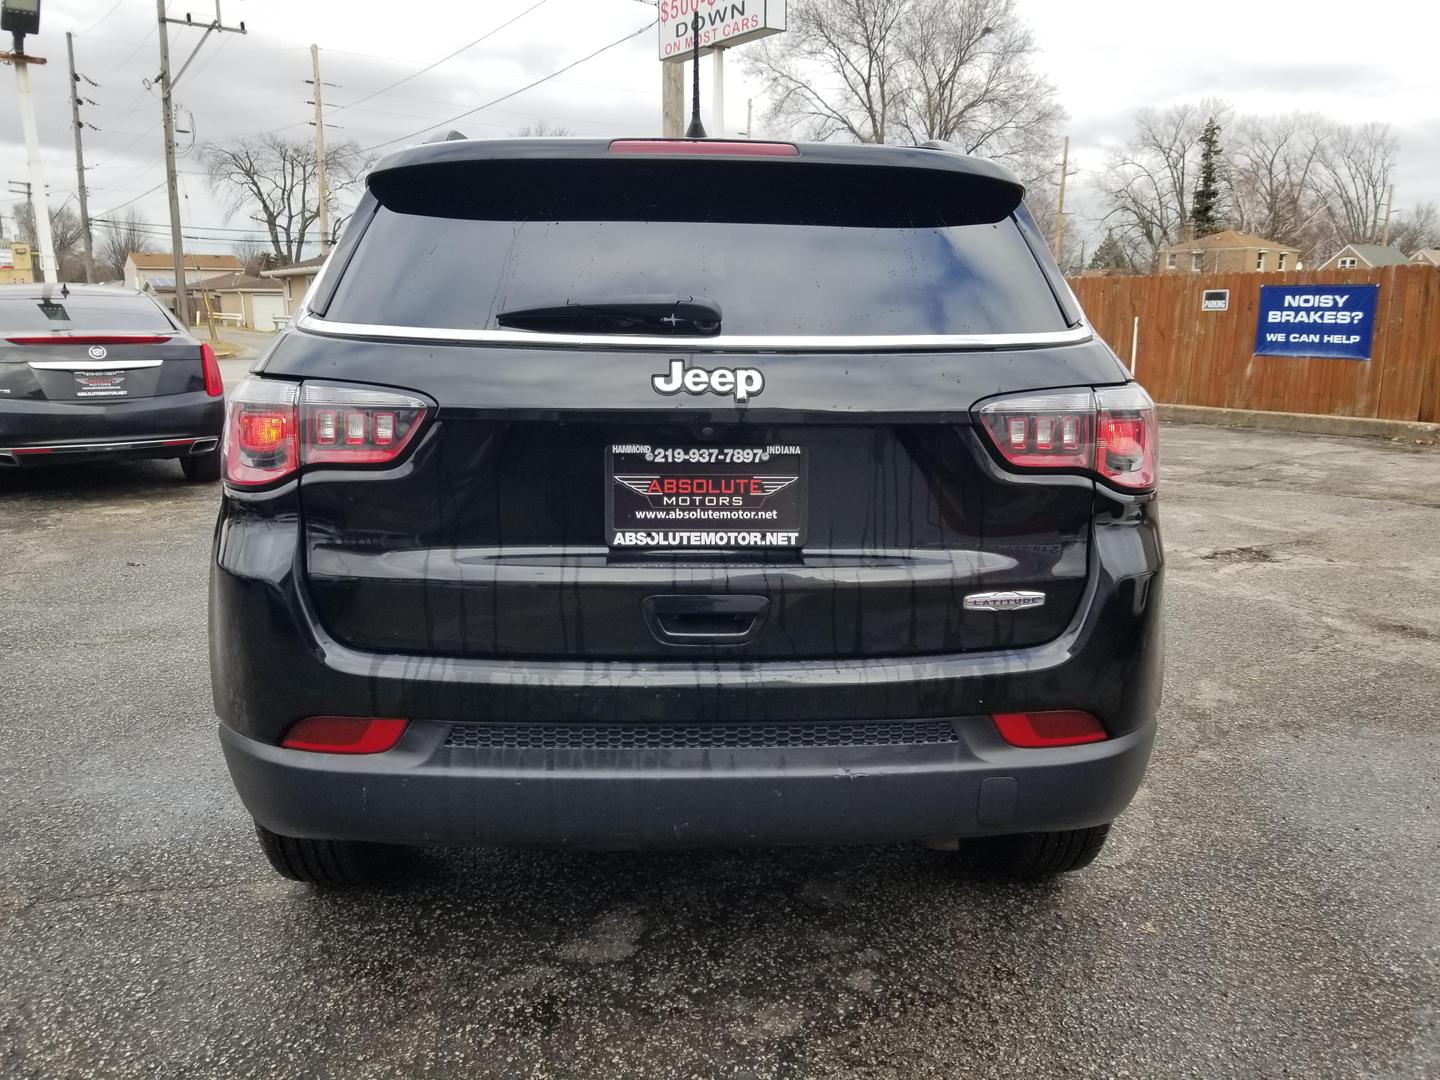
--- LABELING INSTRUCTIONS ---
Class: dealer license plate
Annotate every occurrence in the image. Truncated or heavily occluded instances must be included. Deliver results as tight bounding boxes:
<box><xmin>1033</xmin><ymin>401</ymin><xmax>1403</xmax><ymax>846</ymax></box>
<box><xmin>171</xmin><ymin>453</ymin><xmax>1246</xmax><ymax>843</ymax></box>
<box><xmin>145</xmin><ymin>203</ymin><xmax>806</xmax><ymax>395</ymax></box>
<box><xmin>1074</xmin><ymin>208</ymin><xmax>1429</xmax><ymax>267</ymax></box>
<box><xmin>607</xmin><ymin>443</ymin><xmax>806</xmax><ymax>549</ymax></box>
<box><xmin>73</xmin><ymin>371</ymin><xmax>128</xmax><ymax>399</ymax></box>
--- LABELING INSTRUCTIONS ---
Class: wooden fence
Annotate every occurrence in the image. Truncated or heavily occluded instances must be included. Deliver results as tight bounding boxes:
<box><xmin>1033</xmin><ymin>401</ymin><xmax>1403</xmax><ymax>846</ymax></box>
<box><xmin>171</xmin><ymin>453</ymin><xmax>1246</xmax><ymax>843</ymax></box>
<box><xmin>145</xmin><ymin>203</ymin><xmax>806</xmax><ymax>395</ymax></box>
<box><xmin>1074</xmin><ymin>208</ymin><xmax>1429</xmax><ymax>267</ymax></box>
<box><xmin>1067</xmin><ymin>265</ymin><xmax>1440</xmax><ymax>423</ymax></box>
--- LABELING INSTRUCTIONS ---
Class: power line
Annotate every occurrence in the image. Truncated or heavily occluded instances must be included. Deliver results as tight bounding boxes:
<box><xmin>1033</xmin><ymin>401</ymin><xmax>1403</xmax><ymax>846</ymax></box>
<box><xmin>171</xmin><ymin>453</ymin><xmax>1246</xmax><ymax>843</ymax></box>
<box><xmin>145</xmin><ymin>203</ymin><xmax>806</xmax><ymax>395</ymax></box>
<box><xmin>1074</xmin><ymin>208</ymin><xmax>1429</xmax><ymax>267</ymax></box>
<box><xmin>363</xmin><ymin>20</ymin><xmax>656</xmax><ymax>153</ymax></box>
<box><xmin>75</xmin><ymin>0</ymin><xmax>128</xmax><ymax>35</ymax></box>
<box><xmin>336</xmin><ymin>0</ymin><xmax>550</xmax><ymax>115</ymax></box>
<box><xmin>95</xmin><ymin>180</ymin><xmax>168</xmax><ymax>217</ymax></box>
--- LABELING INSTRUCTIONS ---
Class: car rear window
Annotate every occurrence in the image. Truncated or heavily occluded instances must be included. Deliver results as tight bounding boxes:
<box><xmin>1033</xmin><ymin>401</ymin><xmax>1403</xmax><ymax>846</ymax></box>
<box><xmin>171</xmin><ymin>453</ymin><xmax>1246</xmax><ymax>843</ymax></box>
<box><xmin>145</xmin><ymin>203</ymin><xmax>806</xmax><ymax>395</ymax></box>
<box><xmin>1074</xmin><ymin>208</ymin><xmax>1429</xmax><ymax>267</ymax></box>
<box><xmin>323</xmin><ymin>158</ymin><xmax>1069</xmax><ymax>337</ymax></box>
<box><xmin>0</xmin><ymin>294</ymin><xmax>179</xmax><ymax>332</ymax></box>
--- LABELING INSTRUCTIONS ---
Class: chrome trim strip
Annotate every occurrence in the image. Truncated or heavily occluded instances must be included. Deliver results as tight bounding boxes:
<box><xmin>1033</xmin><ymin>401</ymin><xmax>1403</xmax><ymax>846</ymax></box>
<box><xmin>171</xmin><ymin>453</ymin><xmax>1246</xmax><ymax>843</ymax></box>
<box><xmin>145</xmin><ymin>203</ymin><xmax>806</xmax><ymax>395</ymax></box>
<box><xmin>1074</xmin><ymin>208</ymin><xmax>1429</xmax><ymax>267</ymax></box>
<box><xmin>27</xmin><ymin>359</ymin><xmax>165</xmax><ymax>371</ymax></box>
<box><xmin>293</xmin><ymin>312</ymin><xmax>1092</xmax><ymax>352</ymax></box>
<box><xmin>1</xmin><ymin>437</ymin><xmax>206</xmax><ymax>454</ymax></box>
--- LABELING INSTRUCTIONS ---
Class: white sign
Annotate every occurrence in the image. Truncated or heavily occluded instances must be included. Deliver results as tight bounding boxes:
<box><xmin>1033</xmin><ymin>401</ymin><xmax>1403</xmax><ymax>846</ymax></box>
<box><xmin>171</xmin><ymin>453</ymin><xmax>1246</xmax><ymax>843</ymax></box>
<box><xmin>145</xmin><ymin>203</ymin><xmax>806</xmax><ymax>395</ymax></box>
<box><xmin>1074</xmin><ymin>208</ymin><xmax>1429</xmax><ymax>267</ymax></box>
<box><xmin>1202</xmin><ymin>289</ymin><xmax>1229</xmax><ymax>312</ymax></box>
<box><xmin>0</xmin><ymin>247</ymin><xmax>13</xmax><ymax>270</ymax></box>
<box><xmin>659</xmin><ymin>0</ymin><xmax>787</xmax><ymax>62</ymax></box>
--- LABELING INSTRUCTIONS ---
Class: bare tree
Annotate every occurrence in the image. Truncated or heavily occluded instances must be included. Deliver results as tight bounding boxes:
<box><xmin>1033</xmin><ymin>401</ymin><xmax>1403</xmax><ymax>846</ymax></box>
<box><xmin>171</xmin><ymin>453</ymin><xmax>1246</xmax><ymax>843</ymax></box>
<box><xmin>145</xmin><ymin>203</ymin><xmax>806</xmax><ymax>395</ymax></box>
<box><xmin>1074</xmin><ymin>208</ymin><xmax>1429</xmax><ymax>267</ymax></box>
<box><xmin>747</xmin><ymin>0</ymin><xmax>1060</xmax><ymax>160</ymax></box>
<box><xmin>1387</xmin><ymin>201</ymin><xmax>1440</xmax><ymax>255</ymax></box>
<box><xmin>1227</xmin><ymin>113</ymin><xmax>1329</xmax><ymax>254</ymax></box>
<box><xmin>747</xmin><ymin>0</ymin><xmax>908</xmax><ymax>143</ymax></box>
<box><xmin>1096</xmin><ymin>101</ymin><xmax>1228</xmax><ymax>270</ymax></box>
<box><xmin>16</xmin><ymin>201</ymin><xmax>87</xmax><ymax>280</ymax></box>
<box><xmin>203</xmin><ymin>135</ymin><xmax>369</xmax><ymax>265</ymax></box>
<box><xmin>96</xmin><ymin>209</ymin><xmax>152</xmax><ymax>281</ymax></box>
<box><xmin>1313</xmin><ymin>121</ymin><xmax>1397</xmax><ymax>250</ymax></box>
<box><xmin>511</xmin><ymin>121</ymin><xmax>574</xmax><ymax>137</ymax></box>
<box><xmin>231</xmin><ymin>239</ymin><xmax>268</xmax><ymax>275</ymax></box>
<box><xmin>896</xmin><ymin>0</ymin><xmax>1062</xmax><ymax>178</ymax></box>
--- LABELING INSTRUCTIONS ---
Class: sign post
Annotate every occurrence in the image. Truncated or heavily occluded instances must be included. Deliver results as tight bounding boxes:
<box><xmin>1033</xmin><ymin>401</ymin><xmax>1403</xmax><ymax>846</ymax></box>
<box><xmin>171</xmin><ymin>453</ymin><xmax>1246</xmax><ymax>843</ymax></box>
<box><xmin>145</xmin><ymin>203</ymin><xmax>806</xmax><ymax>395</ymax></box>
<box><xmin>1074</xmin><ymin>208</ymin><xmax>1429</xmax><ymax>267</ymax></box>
<box><xmin>1254</xmin><ymin>284</ymin><xmax>1379</xmax><ymax>361</ymax></box>
<box><xmin>658</xmin><ymin>1</ymin><xmax>787</xmax><ymax>137</ymax></box>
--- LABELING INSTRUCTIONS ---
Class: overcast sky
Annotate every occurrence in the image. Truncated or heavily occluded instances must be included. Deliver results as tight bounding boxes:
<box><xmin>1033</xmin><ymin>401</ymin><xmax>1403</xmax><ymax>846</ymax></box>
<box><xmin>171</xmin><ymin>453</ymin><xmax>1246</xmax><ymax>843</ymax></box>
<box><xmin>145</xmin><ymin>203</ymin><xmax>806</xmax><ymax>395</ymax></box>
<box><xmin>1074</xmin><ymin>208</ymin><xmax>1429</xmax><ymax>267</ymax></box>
<box><xmin>3</xmin><ymin>0</ymin><xmax>1435</xmax><ymax>262</ymax></box>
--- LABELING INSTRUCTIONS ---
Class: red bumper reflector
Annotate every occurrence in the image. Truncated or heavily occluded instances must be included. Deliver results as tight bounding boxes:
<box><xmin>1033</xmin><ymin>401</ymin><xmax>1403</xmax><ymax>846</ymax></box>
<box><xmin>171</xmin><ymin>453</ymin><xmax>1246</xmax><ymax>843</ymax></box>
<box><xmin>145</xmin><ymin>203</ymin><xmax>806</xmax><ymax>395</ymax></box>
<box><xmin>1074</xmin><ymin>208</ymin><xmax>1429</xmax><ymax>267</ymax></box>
<box><xmin>607</xmin><ymin>138</ymin><xmax>799</xmax><ymax>157</ymax></box>
<box><xmin>993</xmin><ymin>710</ymin><xmax>1107</xmax><ymax>748</ymax></box>
<box><xmin>281</xmin><ymin>716</ymin><xmax>409</xmax><ymax>754</ymax></box>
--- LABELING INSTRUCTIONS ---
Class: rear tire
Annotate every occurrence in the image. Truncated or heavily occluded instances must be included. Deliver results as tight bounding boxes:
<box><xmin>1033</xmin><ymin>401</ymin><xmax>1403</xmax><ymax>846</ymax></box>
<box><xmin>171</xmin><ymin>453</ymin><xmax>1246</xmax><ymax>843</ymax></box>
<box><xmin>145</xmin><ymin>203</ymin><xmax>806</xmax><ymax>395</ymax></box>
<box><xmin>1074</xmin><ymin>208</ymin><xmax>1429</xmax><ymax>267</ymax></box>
<box><xmin>254</xmin><ymin>823</ymin><xmax>403</xmax><ymax>887</ymax></box>
<box><xmin>966</xmin><ymin>823</ymin><xmax>1112</xmax><ymax>878</ymax></box>
<box><xmin>180</xmin><ymin>450</ymin><xmax>221</xmax><ymax>482</ymax></box>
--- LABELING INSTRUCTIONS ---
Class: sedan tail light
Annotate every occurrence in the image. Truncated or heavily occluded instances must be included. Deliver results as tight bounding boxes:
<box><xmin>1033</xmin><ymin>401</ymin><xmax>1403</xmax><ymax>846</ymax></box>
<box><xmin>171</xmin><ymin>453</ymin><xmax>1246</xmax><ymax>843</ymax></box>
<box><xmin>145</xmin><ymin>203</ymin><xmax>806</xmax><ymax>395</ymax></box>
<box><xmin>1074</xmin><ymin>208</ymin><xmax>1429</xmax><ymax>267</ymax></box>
<box><xmin>200</xmin><ymin>342</ymin><xmax>223</xmax><ymax>397</ymax></box>
<box><xmin>976</xmin><ymin>384</ymin><xmax>1157</xmax><ymax>490</ymax></box>
<box><xmin>223</xmin><ymin>378</ymin><xmax>430</xmax><ymax>487</ymax></box>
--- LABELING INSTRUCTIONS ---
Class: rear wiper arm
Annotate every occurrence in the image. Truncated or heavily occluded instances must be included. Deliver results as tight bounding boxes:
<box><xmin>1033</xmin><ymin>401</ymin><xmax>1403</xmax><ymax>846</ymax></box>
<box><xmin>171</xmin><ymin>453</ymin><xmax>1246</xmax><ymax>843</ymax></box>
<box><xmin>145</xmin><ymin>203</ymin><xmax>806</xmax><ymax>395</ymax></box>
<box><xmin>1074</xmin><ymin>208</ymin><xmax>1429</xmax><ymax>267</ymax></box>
<box><xmin>496</xmin><ymin>295</ymin><xmax>722</xmax><ymax>336</ymax></box>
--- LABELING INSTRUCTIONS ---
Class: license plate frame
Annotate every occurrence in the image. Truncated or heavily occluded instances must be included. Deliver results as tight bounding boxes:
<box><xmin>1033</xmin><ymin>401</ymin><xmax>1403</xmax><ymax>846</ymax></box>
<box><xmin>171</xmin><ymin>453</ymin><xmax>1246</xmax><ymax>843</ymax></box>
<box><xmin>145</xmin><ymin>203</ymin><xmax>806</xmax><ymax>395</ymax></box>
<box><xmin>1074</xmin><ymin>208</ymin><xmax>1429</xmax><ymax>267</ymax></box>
<box><xmin>606</xmin><ymin>443</ymin><xmax>807</xmax><ymax>550</ymax></box>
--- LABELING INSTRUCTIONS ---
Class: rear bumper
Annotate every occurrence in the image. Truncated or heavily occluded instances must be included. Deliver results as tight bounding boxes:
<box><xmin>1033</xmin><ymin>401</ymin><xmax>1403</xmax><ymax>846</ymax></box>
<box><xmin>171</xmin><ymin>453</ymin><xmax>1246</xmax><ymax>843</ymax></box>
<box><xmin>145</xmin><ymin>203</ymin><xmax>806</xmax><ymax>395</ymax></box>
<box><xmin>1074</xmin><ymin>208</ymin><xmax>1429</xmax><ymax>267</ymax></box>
<box><xmin>210</xmin><ymin>492</ymin><xmax>1163</xmax><ymax>846</ymax></box>
<box><xmin>220</xmin><ymin>717</ymin><xmax>1157</xmax><ymax>847</ymax></box>
<box><xmin>0</xmin><ymin>392</ymin><xmax>223</xmax><ymax>465</ymax></box>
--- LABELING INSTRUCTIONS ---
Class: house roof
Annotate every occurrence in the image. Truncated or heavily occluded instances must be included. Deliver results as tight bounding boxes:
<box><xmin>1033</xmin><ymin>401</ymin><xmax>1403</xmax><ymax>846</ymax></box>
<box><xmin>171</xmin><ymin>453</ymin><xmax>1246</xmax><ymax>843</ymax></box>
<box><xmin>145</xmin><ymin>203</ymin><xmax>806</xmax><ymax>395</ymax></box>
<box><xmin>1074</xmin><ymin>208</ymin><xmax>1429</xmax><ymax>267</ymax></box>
<box><xmin>260</xmin><ymin>254</ymin><xmax>328</xmax><ymax>278</ymax></box>
<box><xmin>1410</xmin><ymin>248</ymin><xmax>1440</xmax><ymax>265</ymax></box>
<box><xmin>196</xmin><ymin>271</ymin><xmax>283</xmax><ymax>293</ymax></box>
<box><xmin>1326</xmin><ymin>244</ymin><xmax>1409</xmax><ymax>267</ymax></box>
<box><xmin>1162</xmin><ymin>229</ymin><xmax>1300</xmax><ymax>253</ymax></box>
<box><xmin>127</xmin><ymin>252</ymin><xmax>243</xmax><ymax>271</ymax></box>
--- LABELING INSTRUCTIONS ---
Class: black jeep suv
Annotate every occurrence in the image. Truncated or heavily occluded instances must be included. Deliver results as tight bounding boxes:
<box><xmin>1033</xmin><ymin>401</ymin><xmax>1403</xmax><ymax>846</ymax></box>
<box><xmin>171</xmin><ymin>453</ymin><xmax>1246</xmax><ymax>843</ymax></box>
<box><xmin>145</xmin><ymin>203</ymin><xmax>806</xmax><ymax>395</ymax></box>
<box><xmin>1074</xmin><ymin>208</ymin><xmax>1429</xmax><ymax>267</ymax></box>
<box><xmin>209</xmin><ymin>137</ymin><xmax>1162</xmax><ymax>886</ymax></box>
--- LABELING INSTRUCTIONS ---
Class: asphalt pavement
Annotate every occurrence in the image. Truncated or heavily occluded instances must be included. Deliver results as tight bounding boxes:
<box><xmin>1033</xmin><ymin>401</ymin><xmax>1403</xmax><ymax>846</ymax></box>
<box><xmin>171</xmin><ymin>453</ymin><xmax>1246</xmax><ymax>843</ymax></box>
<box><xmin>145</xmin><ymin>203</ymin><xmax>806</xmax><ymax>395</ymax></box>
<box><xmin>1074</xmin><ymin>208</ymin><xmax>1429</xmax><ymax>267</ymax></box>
<box><xmin>0</xmin><ymin>425</ymin><xmax>1436</xmax><ymax>1079</ymax></box>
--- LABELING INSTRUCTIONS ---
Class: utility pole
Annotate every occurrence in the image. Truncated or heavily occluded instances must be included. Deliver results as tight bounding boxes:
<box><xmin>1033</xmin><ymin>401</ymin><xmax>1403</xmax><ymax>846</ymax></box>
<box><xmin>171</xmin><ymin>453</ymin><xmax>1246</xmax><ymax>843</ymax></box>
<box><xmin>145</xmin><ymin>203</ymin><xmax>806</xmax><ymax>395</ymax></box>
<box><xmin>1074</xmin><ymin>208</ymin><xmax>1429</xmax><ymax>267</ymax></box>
<box><xmin>1052</xmin><ymin>135</ymin><xmax>1070</xmax><ymax>267</ymax></box>
<box><xmin>1380</xmin><ymin>184</ymin><xmax>1395</xmax><ymax>247</ymax></box>
<box><xmin>66</xmin><ymin>32</ymin><xmax>94</xmax><ymax>282</ymax></box>
<box><xmin>2</xmin><ymin>21</ymin><xmax>56</xmax><ymax>282</ymax></box>
<box><xmin>308</xmin><ymin>44</ymin><xmax>330</xmax><ymax>254</ymax></box>
<box><xmin>156</xmin><ymin>1</ymin><xmax>246</xmax><ymax>326</ymax></box>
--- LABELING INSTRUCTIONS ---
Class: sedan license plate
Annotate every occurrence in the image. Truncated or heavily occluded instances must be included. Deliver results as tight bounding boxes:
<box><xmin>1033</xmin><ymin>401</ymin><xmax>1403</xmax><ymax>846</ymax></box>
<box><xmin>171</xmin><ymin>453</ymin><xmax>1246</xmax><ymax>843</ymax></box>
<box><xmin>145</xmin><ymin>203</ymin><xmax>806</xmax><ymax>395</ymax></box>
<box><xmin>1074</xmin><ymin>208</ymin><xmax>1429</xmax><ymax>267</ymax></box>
<box><xmin>73</xmin><ymin>371</ymin><xmax>128</xmax><ymax>399</ymax></box>
<box><xmin>607</xmin><ymin>443</ymin><xmax>806</xmax><ymax>549</ymax></box>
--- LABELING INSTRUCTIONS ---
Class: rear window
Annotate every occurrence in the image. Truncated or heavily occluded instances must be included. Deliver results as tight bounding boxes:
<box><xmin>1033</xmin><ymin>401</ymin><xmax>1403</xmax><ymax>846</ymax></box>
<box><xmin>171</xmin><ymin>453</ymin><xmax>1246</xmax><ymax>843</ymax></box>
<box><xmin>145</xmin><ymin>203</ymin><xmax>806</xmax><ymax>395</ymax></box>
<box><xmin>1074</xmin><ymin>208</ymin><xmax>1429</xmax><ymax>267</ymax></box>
<box><xmin>0</xmin><ymin>293</ymin><xmax>179</xmax><ymax>332</ymax></box>
<box><xmin>324</xmin><ymin>158</ymin><xmax>1068</xmax><ymax>337</ymax></box>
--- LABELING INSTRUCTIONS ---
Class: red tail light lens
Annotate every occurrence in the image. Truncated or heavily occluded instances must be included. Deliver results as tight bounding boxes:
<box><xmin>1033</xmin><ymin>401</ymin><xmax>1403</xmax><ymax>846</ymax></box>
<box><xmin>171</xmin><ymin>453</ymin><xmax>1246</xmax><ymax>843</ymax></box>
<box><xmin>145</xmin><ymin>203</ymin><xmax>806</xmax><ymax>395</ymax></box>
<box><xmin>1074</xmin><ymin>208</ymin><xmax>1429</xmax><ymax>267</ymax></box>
<box><xmin>4</xmin><ymin>334</ymin><xmax>174</xmax><ymax>345</ymax></box>
<box><xmin>200</xmin><ymin>342</ymin><xmax>223</xmax><ymax>397</ymax></box>
<box><xmin>301</xmin><ymin>383</ymin><xmax>428</xmax><ymax>466</ymax></box>
<box><xmin>976</xmin><ymin>384</ymin><xmax>1157</xmax><ymax>491</ymax></box>
<box><xmin>222</xmin><ymin>378</ymin><xmax>431</xmax><ymax>486</ymax></box>
<box><xmin>224</xmin><ymin>379</ymin><xmax>300</xmax><ymax>486</ymax></box>
<box><xmin>993</xmin><ymin>710</ymin><xmax>1107</xmax><ymax>748</ymax></box>
<box><xmin>281</xmin><ymin>716</ymin><xmax>409</xmax><ymax>754</ymax></box>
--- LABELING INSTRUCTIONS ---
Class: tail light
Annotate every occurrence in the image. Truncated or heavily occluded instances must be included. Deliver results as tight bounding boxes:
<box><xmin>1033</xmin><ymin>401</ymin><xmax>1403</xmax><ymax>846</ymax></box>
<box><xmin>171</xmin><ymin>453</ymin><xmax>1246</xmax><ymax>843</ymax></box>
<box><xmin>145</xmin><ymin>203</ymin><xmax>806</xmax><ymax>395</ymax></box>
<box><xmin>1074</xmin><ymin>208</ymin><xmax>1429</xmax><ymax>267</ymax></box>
<box><xmin>200</xmin><ymin>342</ymin><xmax>223</xmax><ymax>397</ymax></box>
<box><xmin>976</xmin><ymin>384</ymin><xmax>1157</xmax><ymax>490</ymax></box>
<box><xmin>222</xmin><ymin>378</ymin><xmax>430</xmax><ymax>487</ymax></box>
<box><xmin>281</xmin><ymin>716</ymin><xmax>409</xmax><ymax>754</ymax></box>
<box><xmin>993</xmin><ymin>710</ymin><xmax>1107</xmax><ymax>748</ymax></box>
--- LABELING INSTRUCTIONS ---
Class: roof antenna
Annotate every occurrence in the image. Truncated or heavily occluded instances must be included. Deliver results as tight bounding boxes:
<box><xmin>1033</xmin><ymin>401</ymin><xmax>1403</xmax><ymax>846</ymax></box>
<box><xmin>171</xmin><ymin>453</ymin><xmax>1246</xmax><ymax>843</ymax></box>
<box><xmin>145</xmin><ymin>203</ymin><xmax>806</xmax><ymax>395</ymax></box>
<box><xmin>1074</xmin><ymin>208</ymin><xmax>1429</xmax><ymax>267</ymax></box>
<box><xmin>685</xmin><ymin>8</ymin><xmax>707</xmax><ymax>139</ymax></box>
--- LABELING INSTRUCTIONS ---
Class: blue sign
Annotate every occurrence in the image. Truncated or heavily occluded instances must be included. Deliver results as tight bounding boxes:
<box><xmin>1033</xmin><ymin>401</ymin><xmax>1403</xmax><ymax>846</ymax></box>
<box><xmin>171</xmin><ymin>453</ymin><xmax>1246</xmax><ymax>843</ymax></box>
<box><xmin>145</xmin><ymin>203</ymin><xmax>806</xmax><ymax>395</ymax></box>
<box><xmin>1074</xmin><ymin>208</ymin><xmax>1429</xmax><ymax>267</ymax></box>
<box><xmin>1254</xmin><ymin>284</ymin><xmax>1378</xmax><ymax>361</ymax></box>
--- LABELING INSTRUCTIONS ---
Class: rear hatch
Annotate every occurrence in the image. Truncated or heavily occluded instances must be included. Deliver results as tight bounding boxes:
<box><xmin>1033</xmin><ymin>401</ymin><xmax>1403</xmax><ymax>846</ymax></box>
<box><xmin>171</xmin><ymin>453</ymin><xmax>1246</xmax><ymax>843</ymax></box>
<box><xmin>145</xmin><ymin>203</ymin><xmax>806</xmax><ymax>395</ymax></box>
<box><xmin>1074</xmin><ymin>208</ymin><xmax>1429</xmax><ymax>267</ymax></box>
<box><xmin>0</xmin><ymin>291</ymin><xmax>207</xmax><ymax>406</ymax></box>
<box><xmin>275</xmin><ymin>140</ymin><xmax>1124</xmax><ymax>661</ymax></box>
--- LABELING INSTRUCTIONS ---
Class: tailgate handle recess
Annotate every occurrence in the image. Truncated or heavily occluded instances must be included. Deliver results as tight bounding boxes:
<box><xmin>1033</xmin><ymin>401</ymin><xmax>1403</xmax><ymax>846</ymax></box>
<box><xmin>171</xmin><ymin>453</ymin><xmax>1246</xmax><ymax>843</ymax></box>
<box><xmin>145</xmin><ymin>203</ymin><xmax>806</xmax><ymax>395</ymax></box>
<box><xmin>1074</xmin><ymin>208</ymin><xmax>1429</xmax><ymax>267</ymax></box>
<box><xmin>643</xmin><ymin>594</ymin><xmax>770</xmax><ymax>646</ymax></box>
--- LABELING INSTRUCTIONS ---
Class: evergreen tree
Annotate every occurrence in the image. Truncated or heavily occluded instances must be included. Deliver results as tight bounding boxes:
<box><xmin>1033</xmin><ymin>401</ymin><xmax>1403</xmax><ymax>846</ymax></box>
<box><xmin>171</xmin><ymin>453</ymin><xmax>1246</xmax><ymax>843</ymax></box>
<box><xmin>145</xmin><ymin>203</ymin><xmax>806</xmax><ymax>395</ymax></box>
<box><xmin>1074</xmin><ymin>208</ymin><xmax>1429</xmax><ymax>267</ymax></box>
<box><xmin>1088</xmin><ymin>231</ymin><xmax>1132</xmax><ymax>271</ymax></box>
<box><xmin>1191</xmin><ymin>117</ymin><xmax>1225</xmax><ymax>236</ymax></box>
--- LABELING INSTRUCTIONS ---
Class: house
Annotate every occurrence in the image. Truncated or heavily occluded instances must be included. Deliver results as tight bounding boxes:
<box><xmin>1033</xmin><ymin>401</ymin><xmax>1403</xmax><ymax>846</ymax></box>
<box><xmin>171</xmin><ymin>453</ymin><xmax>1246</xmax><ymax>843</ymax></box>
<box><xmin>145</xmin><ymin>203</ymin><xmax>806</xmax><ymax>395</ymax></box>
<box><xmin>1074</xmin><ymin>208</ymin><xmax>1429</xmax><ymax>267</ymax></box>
<box><xmin>1410</xmin><ymin>249</ymin><xmax>1440</xmax><ymax>268</ymax></box>
<box><xmin>1160</xmin><ymin>230</ymin><xmax>1302</xmax><ymax>274</ymax></box>
<box><xmin>1316</xmin><ymin>244</ymin><xmax>1409</xmax><ymax>271</ymax></box>
<box><xmin>124</xmin><ymin>252</ymin><xmax>244</xmax><ymax>314</ymax></box>
<box><xmin>193</xmin><ymin>271</ymin><xmax>287</xmax><ymax>331</ymax></box>
<box><xmin>0</xmin><ymin>240</ymin><xmax>33</xmax><ymax>284</ymax></box>
<box><xmin>261</xmin><ymin>254</ymin><xmax>328</xmax><ymax>316</ymax></box>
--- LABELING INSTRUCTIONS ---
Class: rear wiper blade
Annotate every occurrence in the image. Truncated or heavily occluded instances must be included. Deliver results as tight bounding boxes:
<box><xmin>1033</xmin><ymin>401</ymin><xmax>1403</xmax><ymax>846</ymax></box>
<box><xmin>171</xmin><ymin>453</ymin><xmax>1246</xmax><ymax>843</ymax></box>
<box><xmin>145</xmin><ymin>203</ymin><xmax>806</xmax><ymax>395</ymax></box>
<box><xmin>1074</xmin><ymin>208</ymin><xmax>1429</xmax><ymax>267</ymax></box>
<box><xmin>496</xmin><ymin>295</ymin><xmax>722</xmax><ymax>336</ymax></box>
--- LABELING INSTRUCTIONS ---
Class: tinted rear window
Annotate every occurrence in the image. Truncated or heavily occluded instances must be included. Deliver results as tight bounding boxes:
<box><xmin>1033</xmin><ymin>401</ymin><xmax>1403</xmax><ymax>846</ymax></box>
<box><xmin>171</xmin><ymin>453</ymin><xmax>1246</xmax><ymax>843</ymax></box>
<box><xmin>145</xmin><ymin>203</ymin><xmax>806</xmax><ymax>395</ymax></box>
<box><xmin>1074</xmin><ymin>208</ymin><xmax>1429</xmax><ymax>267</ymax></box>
<box><xmin>0</xmin><ymin>294</ymin><xmax>178</xmax><ymax>332</ymax></box>
<box><xmin>324</xmin><ymin>159</ymin><xmax>1067</xmax><ymax>337</ymax></box>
